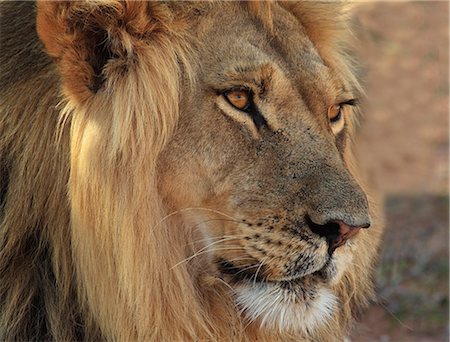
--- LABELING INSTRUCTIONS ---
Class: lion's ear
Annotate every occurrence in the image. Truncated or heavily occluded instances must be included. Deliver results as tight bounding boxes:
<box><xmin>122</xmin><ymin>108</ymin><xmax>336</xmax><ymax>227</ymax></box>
<box><xmin>36</xmin><ymin>1</ymin><xmax>176</xmax><ymax>102</ymax></box>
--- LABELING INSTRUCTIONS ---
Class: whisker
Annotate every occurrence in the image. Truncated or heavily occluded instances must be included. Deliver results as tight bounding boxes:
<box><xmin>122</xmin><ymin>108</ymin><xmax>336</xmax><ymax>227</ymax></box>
<box><xmin>253</xmin><ymin>257</ymin><xmax>268</xmax><ymax>287</ymax></box>
<box><xmin>154</xmin><ymin>207</ymin><xmax>240</xmax><ymax>229</ymax></box>
<box><xmin>222</xmin><ymin>256</ymin><xmax>255</xmax><ymax>264</ymax></box>
<box><xmin>170</xmin><ymin>246</ymin><xmax>245</xmax><ymax>270</ymax></box>
<box><xmin>214</xmin><ymin>277</ymin><xmax>234</xmax><ymax>291</ymax></box>
<box><xmin>185</xmin><ymin>218</ymin><xmax>239</xmax><ymax>233</ymax></box>
<box><xmin>378</xmin><ymin>296</ymin><xmax>413</xmax><ymax>331</ymax></box>
<box><xmin>232</xmin><ymin>263</ymin><xmax>261</xmax><ymax>278</ymax></box>
<box><xmin>190</xmin><ymin>234</ymin><xmax>245</xmax><ymax>245</ymax></box>
<box><xmin>184</xmin><ymin>236</ymin><xmax>241</xmax><ymax>258</ymax></box>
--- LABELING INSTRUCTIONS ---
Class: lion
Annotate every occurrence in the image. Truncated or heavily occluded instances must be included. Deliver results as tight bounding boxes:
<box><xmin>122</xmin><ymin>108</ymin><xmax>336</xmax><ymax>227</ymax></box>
<box><xmin>0</xmin><ymin>1</ymin><xmax>382</xmax><ymax>341</ymax></box>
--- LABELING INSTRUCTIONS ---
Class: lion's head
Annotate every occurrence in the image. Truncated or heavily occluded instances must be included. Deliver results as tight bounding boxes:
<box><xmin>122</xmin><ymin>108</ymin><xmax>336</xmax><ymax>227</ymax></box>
<box><xmin>0</xmin><ymin>1</ymin><xmax>382</xmax><ymax>341</ymax></box>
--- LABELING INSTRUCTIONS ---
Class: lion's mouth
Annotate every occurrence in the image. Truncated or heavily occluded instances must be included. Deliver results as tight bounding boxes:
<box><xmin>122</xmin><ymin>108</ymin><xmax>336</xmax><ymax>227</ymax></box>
<box><xmin>217</xmin><ymin>256</ymin><xmax>335</xmax><ymax>286</ymax></box>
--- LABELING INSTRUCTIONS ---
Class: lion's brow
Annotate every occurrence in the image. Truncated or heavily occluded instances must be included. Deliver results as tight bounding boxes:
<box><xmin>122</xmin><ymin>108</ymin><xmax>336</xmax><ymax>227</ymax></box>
<box><xmin>216</xmin><ymin>63</ymin><xmax>275</xmax><ymax>95</ymax></box>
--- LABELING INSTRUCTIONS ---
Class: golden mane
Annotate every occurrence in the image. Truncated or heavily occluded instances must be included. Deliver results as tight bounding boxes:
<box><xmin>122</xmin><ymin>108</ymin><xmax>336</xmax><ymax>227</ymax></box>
<box><xmin>0</xmin><ymin>1</ymin><xmax>379</xmax><ymax>340</ymax></box>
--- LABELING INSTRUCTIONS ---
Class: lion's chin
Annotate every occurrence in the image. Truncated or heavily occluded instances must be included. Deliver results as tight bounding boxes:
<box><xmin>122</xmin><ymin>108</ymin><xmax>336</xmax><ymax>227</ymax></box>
<box><xmin>234</xmin><ymin>280</ymin><xmax>337</xmax><ymax>334</ymax></box>
<box><xmin>228</xmin><ymin>257</ymin><xmax>342</xmax><ymax>334</ymax></box>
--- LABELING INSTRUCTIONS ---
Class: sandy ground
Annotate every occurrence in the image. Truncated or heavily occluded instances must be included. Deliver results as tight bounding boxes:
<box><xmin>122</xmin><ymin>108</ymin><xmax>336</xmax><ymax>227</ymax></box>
<box><xmin>351</xmin><ymin>2</ymin><xmax>449</xmax><ymax>341</ymax></box>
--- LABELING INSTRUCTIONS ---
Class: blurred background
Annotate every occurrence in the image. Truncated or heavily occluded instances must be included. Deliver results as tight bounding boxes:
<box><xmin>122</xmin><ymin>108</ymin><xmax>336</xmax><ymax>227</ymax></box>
<box><xmin>351</xmin><ymin>2</ymin><xmax>449</xmax><ymax>341</ymax></box>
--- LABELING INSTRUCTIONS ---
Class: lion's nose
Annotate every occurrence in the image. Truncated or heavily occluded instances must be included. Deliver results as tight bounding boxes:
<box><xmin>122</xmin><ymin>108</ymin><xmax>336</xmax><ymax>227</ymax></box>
<box><xmin>306</xmin><ymin>216</ymin><xmax>370</xmax><ymax>254</ymax></box>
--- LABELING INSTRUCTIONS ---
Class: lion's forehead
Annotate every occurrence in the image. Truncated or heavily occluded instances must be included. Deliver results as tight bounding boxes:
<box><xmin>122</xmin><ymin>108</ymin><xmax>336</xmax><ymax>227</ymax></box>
<box><xmin>189</xmin><ymin>4</ymin><xmax>343</xmax><ymax>131</ymax></box>
<box><xmin>197</xmin><ymin>6</ymin><xmax>330</xmax><ymax>81</ymax></box>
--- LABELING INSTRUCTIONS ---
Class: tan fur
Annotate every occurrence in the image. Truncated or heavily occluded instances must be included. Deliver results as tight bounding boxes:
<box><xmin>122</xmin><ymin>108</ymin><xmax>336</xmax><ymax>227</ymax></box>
<box><xmin>0</xmin><ymin>1</ymin><xmax>382</xmax><ymax>341</ymax></box>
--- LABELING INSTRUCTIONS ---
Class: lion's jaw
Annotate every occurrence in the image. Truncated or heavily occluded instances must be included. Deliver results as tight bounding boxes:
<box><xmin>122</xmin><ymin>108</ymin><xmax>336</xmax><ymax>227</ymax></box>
<box><xmin>212</xmin><ymin>230</ymin><xmax>356</xmax><ymax>333</ymax></box>
<box><xmin>232</xmin><ymin>243</ymin><xmax>359</xmax><ymax>333</ymax></box>
<box><xmin>235</xmin><ymin>282</ymin><xmax>337</xmax><ymax>334</ymax></box>
<box><xmin>185</xmin><ymin>207</ymin><xmax>360</xmax><ymax>334</ymax></box>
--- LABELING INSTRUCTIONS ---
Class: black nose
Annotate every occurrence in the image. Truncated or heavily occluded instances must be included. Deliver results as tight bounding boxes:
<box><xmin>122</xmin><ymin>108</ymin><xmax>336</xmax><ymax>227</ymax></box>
<box><xmin>306</xmin><ymin>216</ymin><xmax>369</xmax><ymax>254</ymax></box>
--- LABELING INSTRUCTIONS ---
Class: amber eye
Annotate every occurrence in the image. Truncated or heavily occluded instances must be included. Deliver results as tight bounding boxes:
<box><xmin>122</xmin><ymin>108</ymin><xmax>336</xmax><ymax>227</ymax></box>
<box><xmin>328</xmin><ymin>104</ymin><xmax>342</xmax><ymax>123</ymax></box>
<box><xmin>224</xmin><ymin>90</ymin><xmax>250</xmax><ymax>111</ymax></box>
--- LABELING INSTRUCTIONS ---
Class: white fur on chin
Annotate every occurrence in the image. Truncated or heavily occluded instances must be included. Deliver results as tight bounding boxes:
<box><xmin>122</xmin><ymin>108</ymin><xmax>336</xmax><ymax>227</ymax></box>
<box><xmin>235</xmin><ymin>282</ymin><xmax>337</xmax><ymax>334</ymax></box>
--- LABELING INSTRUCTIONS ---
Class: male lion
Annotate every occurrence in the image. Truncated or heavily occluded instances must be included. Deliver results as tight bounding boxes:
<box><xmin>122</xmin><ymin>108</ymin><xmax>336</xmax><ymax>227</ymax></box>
<box><xmin>0</xmin><ymin>1</ymin><xmax>382</xmax><ymax>341</ymax></box>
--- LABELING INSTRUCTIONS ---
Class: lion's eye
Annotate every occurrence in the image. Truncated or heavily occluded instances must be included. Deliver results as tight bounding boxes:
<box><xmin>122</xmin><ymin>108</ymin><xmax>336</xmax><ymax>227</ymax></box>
<box><xmin>221</xmin><ymin>89</ymin><xmax>267</xmax><ymax>130</ymax></box>
<box><xmin>328</xmin><ymin>99</ymin><xmax>357</xmax><ymax>125</ymax></box>
<box><xmin>328</xmin><ymin>104</ymin><xmax>342</xmax><ymax>123</ymax></box>
<box><xmin>224</xmin><ymin>90</ymin><xmax>251</xmax><ymax>111</ymax></box>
